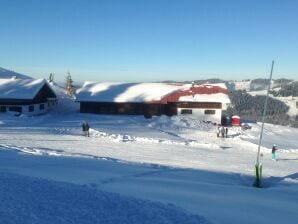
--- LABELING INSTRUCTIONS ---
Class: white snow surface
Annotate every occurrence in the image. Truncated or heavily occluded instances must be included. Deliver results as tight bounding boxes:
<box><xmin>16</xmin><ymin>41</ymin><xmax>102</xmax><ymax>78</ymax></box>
<box><xmin>0</xmin><ymin>91</ymin><xmax>298</xmax><ymax>224</ymax></box>
<box><xmin>179</xmin><ymin>93</ymin><xmax>230</xmax><ymax>104</ymax></box>
<box><xmin>76</xmin><ymin>82</ymin><xmax>229</xmax><ymax>103</ymax></box>
<box><xmin>0</xmin><ymin>78</ymin><xmax>50</xmax><ymax>99</ymax></box>
<box><xmin>276</xmin><ymin>96</ymin><xmax>298</xmax><ymax>117</ymax></box>
<box><xmin>234</xmin><ymin>80</ymin><xmax>251</xmax><ymax>91</ymax></box>
<box><xmin>0</xmin><ymin>67</ymin><xmax>32</xmax><ymax>79</ymax></box>
<box><xmin>0</xmin><ymin>171</ymin><xmax>206</xmax><ymax>224</ymax></box>
<box><xmin>76</xmin><ymin>82</ymin><xmax>188</xmax><ymax>102</ymax></box>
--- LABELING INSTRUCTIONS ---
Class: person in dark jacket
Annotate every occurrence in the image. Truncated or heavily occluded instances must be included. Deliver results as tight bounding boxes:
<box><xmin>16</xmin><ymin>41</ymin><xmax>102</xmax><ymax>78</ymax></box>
<box><xmin>82</xmin><ymin>122</ymin><xmax>86</xmax><ymax>136</ymax></box>
<box><xmin>217</xmin><ymin>126</ymin><xmax>220</xmax><ymax>137</ymax></box>
<box><xmin>221</xmin><ymin>126</ymin><xmax>225</xmax><ymax>138</ymax></box>
<box><xmin>85</xmin><ymin>122</ymin><xmax>90</xmax><ymax>137</ymax></box>
<box><xmin>272</xmin><ymin>144</ymin><xmax>278</xmax><ymax>161</ymax></box>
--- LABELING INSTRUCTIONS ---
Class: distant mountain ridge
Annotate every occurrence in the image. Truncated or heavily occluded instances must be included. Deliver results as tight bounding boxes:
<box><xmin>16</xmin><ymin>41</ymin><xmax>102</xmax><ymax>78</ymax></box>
<box><xmin>0</xmin><ymin>67</ymin><xmax>32</xmax><ymax>79</ymax></box>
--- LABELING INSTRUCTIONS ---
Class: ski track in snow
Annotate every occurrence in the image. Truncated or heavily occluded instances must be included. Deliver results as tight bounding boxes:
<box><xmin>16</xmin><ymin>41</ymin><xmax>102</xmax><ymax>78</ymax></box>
<box><xmin>1</xmin><ymin>110</ymin><xmax>298</xmax><ymax>224</ymax></box>
<box><xmin>0</xmin><ymin>172</ymin><xmax>209</xmax><ymax>224</ymax></box>
<box><xmin>1</xmin><ymin>115</ymin><xmax>297</xmax><ymax>164</ymax></box>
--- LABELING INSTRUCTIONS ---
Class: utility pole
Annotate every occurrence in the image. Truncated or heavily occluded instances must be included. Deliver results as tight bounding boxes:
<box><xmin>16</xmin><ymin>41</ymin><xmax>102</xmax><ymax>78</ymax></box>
<box><xmin>253</xmin><ymin>60</ymin><xmax>275</xmax><ymax>188</ymax></box>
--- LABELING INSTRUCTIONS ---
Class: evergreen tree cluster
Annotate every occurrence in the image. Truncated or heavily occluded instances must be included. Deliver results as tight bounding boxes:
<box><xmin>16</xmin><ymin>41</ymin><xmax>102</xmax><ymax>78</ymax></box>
<box><xmin>270</xmin><ymin>81</ymin><xmax>298</xmax><ymax>97</ymax></box>
<box><xmin>227</xmin><ymin>90</ymin><xmax>290</xmax><ymax>125</ymax></box>
<box><xmin>273</xmin><ymin>78</ymin><xmax>293</xmax><ymax>88</ymax></box>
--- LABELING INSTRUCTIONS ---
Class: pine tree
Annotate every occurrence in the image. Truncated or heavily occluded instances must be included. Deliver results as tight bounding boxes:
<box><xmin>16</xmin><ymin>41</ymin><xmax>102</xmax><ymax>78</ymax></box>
<box><xmin>65</xmin><ymin>72</ymin><xmax>75</xmax><ymax>96</ymax></box>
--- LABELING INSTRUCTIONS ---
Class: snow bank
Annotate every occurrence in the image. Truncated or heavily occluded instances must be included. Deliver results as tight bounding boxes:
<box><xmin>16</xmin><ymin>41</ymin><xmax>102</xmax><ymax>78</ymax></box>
<box><xmin>0</xmin><ymin>172</ymin><xmax>209</xmax><ymax>224</ymax></box>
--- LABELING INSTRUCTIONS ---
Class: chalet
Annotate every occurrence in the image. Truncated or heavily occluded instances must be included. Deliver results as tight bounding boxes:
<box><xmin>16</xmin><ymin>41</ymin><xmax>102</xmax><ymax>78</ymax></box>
<box><xmin>76</xmin><ymin>82</ymin><xmax>230</xmax><ymax>124</ymax></box>
<box><xmin>0</xmin><ymin>77</ymin><xmax>57</xmax><ymax>115</ymax></box>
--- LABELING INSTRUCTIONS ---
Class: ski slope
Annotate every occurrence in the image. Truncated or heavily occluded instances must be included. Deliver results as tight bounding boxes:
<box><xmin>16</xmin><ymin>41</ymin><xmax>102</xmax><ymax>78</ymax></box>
<box><xmin>0</xmin><ymin>94</ymin><xmax>297</xmax><ymax>224</ymax></box>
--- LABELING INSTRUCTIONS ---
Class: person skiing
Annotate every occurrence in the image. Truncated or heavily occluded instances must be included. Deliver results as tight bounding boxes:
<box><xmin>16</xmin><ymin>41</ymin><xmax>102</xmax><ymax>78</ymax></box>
<box><xmin>272</xmin><ymin>144</ymin><xmax>278</xmax><ymax>161</ymax></box>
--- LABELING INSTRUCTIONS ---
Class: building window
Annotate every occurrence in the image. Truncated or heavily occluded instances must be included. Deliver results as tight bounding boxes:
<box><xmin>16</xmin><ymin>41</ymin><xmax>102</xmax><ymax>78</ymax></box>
<box><xmin>9</xmin><ymin>106</ymin><xmax>22</xmax><ymax>113</ymax></box>
<box><xmin>29</xmin><ymin>105</ymin><xmax>34</xmax><ymax>112</ymax></box>
<box><xmin>39</xmin><ymin>104</ymin><xmax>45</xmax><ymax>110</ymax></box>
<box><xmin>0</xmin><ymin>106</ymin><xmax>7</xmax><ymax>113</ymax></box>
<box><xmin>204</xmin><ymin>110</ymin><xmax>215</xmax><ymax>115</ymax></box>
<box><xmin>181</xmin><ymin>109</ymin><xmax>192</xmax><ymax>114</ymax></box>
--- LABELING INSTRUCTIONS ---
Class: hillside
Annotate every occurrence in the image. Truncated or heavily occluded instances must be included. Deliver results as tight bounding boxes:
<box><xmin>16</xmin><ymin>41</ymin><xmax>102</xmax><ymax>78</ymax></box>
<box><xmin>0</xmin><ymin>78</ymin><xmax>298</xmax><ymax>223</ymax></box>
<box><xmin>173</xmin><ymin>78</ymin><xmax>297</xmax><ymax>127</ymax></box>
<box><xmin>0</xmin><ymin>103</ymin><xmax>297</xmax><ymax>224</ymax></box>
<box><xmin>0</xmin><ymin>67</ymin><xmax>32</xmax><ymax>79</ymax></box>
<box><xmin>229</xmin><ymin>79</ymin><xmax>298</xmax><ymax>127</ymax></box>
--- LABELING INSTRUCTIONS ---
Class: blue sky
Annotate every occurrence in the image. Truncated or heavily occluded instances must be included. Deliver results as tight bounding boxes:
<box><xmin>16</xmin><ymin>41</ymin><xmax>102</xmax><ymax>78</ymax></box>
<box><xmin>0</xmin><ymin>0</ymin><xmax>297</xmax><ymax>82</ymax></box>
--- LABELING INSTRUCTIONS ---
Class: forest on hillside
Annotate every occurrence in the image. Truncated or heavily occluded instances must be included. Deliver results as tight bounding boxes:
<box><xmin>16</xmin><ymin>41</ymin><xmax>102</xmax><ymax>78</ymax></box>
<box><xmin>193</xmin><ymin>78</ymin><xmax>298</xmax><ymax>127</ymax></box>
<box><xmin>227</xmin><ymin>90</ymin><xmax>293</xmax><ymax>126</ymax></box>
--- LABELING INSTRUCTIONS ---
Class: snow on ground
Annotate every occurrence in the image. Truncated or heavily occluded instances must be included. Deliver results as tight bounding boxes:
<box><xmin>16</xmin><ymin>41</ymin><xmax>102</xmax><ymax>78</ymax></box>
<box><xmin>0</xmin><ymin>93</ymin><xmax>298</xmax><ymax>223</ymax></box>
<box><xmin>0</xmin><ymin>112</ymin><xmax>298</xmax><ymax>224</ymax></box>
<box><xmin>234</xmin><ymin>80</ymin><xmax>251</xmax><ymax>91</ymax></box>
<box><xmin>275</xmin><ymin>96</ymin><xmax>298</xmax><ymax>118</ymax></box>
<box><xmin>0</xmin><ymin>171</ymin><xmax>207</xmax><ymax>224</ymax></box>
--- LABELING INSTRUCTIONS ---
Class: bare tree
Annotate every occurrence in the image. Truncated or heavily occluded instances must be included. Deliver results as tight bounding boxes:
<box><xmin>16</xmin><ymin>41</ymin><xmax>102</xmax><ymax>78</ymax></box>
<box><xmin>48</xmin><ymin>73</ymin><xmax>54</xmax><ymax>83</ymax></box>
<box><xmin>65</xmin><ymin>71</ymin><xmax>75</xmax><ymax>96</ymax></box>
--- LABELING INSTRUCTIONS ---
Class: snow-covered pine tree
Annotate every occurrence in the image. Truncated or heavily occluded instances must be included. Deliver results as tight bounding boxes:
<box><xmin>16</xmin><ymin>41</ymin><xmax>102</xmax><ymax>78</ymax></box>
<box><xmin>65</xmin><ymin>72</ymin><xmax>75</xmax><ymax>96</ymax></box>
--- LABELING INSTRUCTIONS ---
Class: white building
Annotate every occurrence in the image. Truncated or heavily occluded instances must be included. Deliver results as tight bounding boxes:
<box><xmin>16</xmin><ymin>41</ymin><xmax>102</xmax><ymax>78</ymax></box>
<box><xmin>0</xmin><ymin>78</ymin><xmax>57</xmax><ymax>115</ymax></box>
<box><xmin>76</xmin><ymin>82</ymin><xmax>231</xmax><ymax>124</ymax></box>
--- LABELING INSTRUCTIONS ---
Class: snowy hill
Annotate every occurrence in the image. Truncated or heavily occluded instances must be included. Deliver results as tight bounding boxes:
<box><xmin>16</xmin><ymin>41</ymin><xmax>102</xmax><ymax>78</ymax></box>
<box><xmin>0</xmin><ymin>67</ymin><xmax>32</xmax><ymax>79</ymax></box>
<box><xmin>0</xmin><ymin>77</ymin><xmax>297</xmax><ymax>223</ymax></box>
<box><xmin>0</xmin><ymin>171</ymin><xmax>206</xmax><ymax>224</ymax></box>
<box><xmin>0</xmin><ymin>104</ymin><xmax>298</xmax><ymax>223</ymax></box>
<box><xmin>229</xmin><ymin>79</ymin><xmax>297</xmax><ymax>126</ymax></box>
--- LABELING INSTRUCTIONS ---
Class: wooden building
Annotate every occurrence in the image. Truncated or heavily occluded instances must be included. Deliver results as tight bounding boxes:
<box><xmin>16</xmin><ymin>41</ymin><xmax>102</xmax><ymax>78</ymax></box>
<box><xmin>0</xmin><ymin>78</ymin><xmax>57</xmax><ymax>115</ymax></box>
<box><xmin>76</xmin><ymin>82</ymin><xmax>230</xmax><ymax>124</ymax></box>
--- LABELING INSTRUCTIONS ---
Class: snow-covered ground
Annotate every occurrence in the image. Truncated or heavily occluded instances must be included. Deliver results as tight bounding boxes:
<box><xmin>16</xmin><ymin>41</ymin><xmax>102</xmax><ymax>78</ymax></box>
<box><xmin>234</xmin><ymin>80</ymin><xmax>251</xmax><ymax>91</ymax></box>
<box><xmin>1</xmin><ymin>106</ymin><xmax>298</xmax><ymax>224</ymax></box>
<box><xmin>0</xmin><ymin>170</ymin><xmax>206</xmax><ymax>224</ymax></box>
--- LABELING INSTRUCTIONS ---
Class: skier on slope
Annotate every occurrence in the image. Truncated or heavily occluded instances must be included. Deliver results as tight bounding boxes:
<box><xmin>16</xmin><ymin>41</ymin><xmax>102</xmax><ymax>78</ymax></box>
<box><xmin>272</xmin><ymin>144</ymin><xmax>278</xmax><ymax>161</ymax></box>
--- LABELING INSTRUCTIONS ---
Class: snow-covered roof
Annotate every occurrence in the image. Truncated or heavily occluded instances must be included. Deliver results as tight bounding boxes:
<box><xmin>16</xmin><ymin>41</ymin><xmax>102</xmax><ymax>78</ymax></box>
<box><xmin>0</xmin><ymin>67</ymin><xmax>32</xmax><ymax>79</ymax></box>
<box><xmin>76</xmin><ymin>82</ymin><xmax>189</xmax><ymax>102</ymax></box>
<box><xmin>0</xmin><ymin>78</ymin><xmax>50</xmax><ymax>100</ymax></box>
<box><xmin>178</xmin><ymin>93</ymin><xmax>231</xmax><ymax>103</ymax></box>
<box><xmin>200</xmin><ymin>83</ymin><xmax>228</xmax><ymax>89</ymax></box>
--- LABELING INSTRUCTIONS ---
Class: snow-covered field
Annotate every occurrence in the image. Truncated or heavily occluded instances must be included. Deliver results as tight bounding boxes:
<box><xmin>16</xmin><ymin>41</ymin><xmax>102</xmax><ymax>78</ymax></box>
<box><xmin>1</xmin><ymin>108</ymin><xmax>298</xmax><ymax>224</ymax></box>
